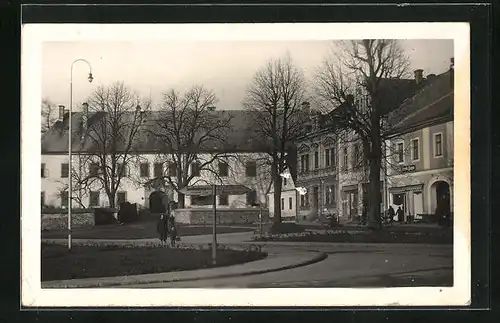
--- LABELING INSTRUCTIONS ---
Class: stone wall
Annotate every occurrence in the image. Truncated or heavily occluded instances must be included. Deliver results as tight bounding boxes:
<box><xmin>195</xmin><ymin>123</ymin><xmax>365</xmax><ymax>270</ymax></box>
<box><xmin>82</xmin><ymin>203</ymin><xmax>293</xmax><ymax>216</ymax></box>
<box><xmin>174</xmin><ymin>208</ymin><xmax>269</xmax><ymax>225</ymax></box>
<box><xmin>41</xmin><ymin>213</ymin><xmax>95</xmax><ymax>231</ymax></box>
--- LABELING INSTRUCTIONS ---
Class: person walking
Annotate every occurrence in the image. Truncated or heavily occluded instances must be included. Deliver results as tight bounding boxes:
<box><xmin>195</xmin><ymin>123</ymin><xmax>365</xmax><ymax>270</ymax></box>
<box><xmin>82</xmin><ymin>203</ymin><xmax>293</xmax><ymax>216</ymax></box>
<box><xmin>157</xmin><ymin>213</ymin><xmax>169</xmax><ymax>246</ymax></box>
<box><xmin>388</xmin><ymin>206</ymin><xmax>395</xmax><ymax>224</ymax></box>
<box><xmin>169</xmin><ymin>216</ymin><xmax>178</xmax><ymax>247</ymax></box>
<box><xmin>396</xmin><ymin>206</ymin><xmax>404</xmax><ymax>223</ymax></box>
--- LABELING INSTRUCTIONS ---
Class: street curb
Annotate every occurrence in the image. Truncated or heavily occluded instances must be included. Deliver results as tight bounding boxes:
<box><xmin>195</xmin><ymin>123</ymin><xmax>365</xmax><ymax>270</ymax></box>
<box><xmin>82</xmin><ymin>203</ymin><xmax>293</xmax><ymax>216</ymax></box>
<box><xmin>42</xmin><ymin>252</ymin><xmax>328</xmax><ymax>288</ymax></box>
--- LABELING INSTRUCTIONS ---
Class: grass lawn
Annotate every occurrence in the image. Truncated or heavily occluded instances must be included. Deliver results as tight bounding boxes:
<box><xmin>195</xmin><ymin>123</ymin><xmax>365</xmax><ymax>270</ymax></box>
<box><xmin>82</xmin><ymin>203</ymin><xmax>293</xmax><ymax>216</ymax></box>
<box><xmin>42</xmin><ymin>222</ymin><xmax>254</xmax><ymax>240</ymax></box>
<box><xmin>42</xmin><ymin>243</ymin><xmax>267</xmax><ymax>281</ymax></box>
<box><xmin>256</xmin><ymin>229</ymin><xmax>453</xmax><ymax>244</ymax></box>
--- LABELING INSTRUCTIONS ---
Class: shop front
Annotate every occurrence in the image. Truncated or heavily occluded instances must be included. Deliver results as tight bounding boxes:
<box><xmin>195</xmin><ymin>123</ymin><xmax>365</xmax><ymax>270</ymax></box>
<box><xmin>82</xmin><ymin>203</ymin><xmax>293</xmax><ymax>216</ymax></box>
<box><xmin>388</xmin><ymin>184</ymin><xmax>424</xmax><ymax>222</ymax></box>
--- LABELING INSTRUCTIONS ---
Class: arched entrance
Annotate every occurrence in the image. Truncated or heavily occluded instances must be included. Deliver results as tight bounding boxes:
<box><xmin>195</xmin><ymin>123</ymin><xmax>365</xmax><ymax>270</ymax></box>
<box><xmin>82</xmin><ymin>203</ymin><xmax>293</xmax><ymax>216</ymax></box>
<box><xmin>430</xmin><ymin>181</ymin><xmax>451</xmax><ymax>214</ymax></box>
<box><xmin>149</xmin><ymin>191</ymin><xmax>167</xmax><ymax>213</ymax></box>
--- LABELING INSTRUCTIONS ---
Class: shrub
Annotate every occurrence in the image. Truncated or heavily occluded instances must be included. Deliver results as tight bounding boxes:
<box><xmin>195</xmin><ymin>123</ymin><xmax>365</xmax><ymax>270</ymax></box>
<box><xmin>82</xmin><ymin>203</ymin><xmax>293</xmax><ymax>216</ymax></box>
<box><xmin>269</xmin><ymin>222</ymin><xmax>305</xmax><ymax>234</ymax></box>
<box><xmin>93</xmin><ymin>208</ymin><xmax>118</xmax><ymax>225</ymax></box>
<box><xmin>117</xmin><ymin>202</ymin><xmax>139</xmax><ymax>223</ymax></box>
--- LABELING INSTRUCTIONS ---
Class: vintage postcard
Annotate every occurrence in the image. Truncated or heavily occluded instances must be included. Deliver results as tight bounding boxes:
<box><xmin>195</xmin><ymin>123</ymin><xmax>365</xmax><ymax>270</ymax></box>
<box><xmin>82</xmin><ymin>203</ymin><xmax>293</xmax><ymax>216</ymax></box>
<box><xmin>21</xmin><ymin>22</ymin><xmax>470</xmax><ymax>307</ymax></box>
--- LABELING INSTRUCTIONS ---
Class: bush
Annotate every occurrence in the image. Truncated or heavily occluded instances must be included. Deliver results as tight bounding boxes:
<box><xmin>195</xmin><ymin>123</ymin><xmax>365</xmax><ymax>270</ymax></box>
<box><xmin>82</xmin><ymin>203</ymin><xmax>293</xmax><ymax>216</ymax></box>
<box><xmin>94</xmin><ymin>208</ymin><xmax>118</xmax><ymax>225</ymax></box>
<box><xmin>117</xmin><ymin>202</ymin><xmax>139</xmax><ymax>224</ymax></box>
<box><xmin>269</xmin><ymin>222</ymin><xmax>305</xmax><ymax>234</ymax></box>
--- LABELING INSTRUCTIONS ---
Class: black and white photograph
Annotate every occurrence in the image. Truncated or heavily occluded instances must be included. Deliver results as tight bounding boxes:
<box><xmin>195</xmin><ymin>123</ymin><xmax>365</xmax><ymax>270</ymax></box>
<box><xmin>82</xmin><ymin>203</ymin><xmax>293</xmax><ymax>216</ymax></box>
<box><xmin>22</xmin><ymin>23</ymin><xmax>471</xmax><ymax>307</ymax></box>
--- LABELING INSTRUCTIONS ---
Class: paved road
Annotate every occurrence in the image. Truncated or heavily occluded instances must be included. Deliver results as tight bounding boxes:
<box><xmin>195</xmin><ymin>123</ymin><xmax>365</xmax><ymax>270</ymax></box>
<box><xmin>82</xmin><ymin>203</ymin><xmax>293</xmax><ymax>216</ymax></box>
<box><xmin>124</xmin><ymin>239</ymin><xmax>453</xmax><ymax>288</ymax></box>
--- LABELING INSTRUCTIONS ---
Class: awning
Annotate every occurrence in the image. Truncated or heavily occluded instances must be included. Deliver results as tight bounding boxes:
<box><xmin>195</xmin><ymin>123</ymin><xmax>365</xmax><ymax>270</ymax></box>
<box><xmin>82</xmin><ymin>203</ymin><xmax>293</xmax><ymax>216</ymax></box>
<box><xmin>388</xmin><ymin>184</ymin><xmax>424</xmax><ymax>194</ymax></box>
<box><xmin>341</xmin><ymin>184</ymin><xmax>358</xmax><ymax>192</ymax></box>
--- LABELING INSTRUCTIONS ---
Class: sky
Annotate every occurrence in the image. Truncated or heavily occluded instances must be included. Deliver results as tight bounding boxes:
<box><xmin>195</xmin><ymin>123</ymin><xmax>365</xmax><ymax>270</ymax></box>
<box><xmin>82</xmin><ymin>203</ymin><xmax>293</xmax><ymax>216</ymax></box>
<box><xmin>42</xmin><ymin>39</ymin><xmax>453</xmax><ymax>111</ymax></box>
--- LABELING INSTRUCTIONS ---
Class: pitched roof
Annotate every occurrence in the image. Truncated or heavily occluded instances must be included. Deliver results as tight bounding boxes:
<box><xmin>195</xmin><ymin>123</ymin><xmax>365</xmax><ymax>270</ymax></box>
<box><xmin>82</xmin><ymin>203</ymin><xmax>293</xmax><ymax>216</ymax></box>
<box><xmin>385</xmin><ymin>69</ymin><xmax>454</xmax><ymax>136</ymax></box>
<box><xmin>41</xmin><ymin>110</ymin><xmax>272</xmax><ymax>154</ymax></box>
<box><xmin>298</xmin><ymin>76</ymin><xmax>426</xmax><ymax>139</ymax></box>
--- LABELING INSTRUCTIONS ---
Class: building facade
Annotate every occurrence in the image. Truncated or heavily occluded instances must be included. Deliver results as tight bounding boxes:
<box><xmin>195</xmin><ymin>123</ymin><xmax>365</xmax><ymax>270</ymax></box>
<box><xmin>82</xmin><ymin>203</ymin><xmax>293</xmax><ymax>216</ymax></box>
<box><xmin>384</xmin><ymin>68</ymin><xmax>454</xmax><ymax>221</ymax></box>
<box><xmin>267</xmin><ymin>175</ymin><xmax>299</xmax><ymax>221</ymax></box>
<box><xmin>41</xmin><ymin>109</ymin><xmax>274</xmax><ymax>213</ymax></box>
<box><xmin>294</xmin><ymin>111</ymin><xmax>339</xmax><ymax>222</ymax></box>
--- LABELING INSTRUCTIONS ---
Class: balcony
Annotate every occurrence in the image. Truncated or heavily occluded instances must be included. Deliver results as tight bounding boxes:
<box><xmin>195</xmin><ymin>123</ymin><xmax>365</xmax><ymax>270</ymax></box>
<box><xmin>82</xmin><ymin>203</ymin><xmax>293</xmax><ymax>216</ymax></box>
<box><xmin>297</xmin><ymin>165</ymin><xmax>338</xmax><ymax>181</ymax></box>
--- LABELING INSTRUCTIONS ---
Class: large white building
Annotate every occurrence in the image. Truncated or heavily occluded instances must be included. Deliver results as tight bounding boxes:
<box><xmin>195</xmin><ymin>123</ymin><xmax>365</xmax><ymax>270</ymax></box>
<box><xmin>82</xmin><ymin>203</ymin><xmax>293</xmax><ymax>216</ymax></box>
<box><xmin>41</xmin><ymin>108</ymin><xmax>275</xmax><ymax>214</ymax></box>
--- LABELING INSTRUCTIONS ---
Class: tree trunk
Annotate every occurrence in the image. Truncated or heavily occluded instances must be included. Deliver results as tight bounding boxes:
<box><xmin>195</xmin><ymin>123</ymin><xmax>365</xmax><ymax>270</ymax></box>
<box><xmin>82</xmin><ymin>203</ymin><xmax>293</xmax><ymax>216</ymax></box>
<box><xmin>368</xmin><ymin>157</ymin><xmax>382</xmax><ymax>229</ymax></box>
<box><xmin>366</xmin><ymin>96</ymin><xmax>383</xmax><ymax>229</ymax></box>
<box><xmin>271</xmin><ymin>159</ymin><xmax>282</xmax><ymax>224</ymax></box>
<box><xmin>108</xmin><ymin>194</ymin><xmax>116</xmax><ymax>209</ymax></box>
<box><xmin>177</xmin><ymin>192</ymin><xmax>186</xmax><ymax>208</ymax></box>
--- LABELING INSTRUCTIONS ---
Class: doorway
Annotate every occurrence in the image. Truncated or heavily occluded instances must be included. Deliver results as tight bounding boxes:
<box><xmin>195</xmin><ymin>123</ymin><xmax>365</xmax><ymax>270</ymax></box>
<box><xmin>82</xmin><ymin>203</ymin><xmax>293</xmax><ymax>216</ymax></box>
<box><xmin>435</xmin><ymin>181</ymin><xmax>451</xmax><ymax>213</ymax></box>
<box><xmin>149</xmin><ymin>191</ymin><xmax>166</xmax><ymax>213</ymax></box>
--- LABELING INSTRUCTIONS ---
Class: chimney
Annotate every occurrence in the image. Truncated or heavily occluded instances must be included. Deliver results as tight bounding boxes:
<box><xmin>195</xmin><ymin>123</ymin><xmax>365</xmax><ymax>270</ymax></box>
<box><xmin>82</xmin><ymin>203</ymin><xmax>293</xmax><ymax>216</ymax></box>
<box><xmin>58</xmin><ymin>105</ymin><xmax>66</xmax><ymax>120</ymax></box>
<box><xmin>414</xmin><ymin>69</ymin><xmax>424</xmax><ymax>84</ymax></box>
<box><xmin>346</xmin><ymin>94</ymin><xmax>354</xmax><ymax>105</ymax></box>
<box><xmin>301</xmin><ymin>101</ymin><xmax>311</xmax><ymax>115</ymax></box>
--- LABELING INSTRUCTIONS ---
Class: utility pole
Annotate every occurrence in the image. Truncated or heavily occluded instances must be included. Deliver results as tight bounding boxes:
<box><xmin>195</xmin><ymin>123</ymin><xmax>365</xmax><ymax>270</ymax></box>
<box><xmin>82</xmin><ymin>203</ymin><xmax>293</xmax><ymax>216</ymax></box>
<box><xmin>212</xmin><ymin>184</ymin><xmax>217</xmax><ymax>265</ymax></box>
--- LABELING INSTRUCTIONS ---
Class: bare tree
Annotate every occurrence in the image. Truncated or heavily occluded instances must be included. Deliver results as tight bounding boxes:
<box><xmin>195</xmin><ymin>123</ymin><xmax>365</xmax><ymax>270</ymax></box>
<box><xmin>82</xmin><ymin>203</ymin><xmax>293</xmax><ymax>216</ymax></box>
<box><xmin>243</xmin><ymin>54</ymin><xmax>309</xmax><ymax>224</ymax></box>
<box><xmin>147</xmin><ymin>85</ymin><xmax>234</xmax><ymax>208</ymax></box>
<box><xmin>314</xmin><ymin>40</ymin><xmax>411</xmax><ymax>229</ymax></box>
<box><xmin>72</xmin><ymin>81</ymin><xmax>151</xmax><ymax>209</ymax></box>
<box><xmin>41</xmin><ymin>98</ymin><xmax>56</xmax><ymax>134</ymax></box>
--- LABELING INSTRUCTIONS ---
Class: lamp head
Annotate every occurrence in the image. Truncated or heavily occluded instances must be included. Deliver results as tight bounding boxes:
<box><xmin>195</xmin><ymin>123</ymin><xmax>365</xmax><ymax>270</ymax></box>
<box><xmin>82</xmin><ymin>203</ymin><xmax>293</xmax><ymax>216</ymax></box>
<box><xmin>88</xmin><ymin>72</ymin><xmax>93</xmax><ymax>83</ymax></box>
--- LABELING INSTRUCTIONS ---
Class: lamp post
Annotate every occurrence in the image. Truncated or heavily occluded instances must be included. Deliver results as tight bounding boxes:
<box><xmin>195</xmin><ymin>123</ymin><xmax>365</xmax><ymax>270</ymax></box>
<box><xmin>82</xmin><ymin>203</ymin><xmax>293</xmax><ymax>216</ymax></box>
<box><xmin>68</xmin><ymin>59</ymin><xmax>93</xmax><ymax>251</ymax></box>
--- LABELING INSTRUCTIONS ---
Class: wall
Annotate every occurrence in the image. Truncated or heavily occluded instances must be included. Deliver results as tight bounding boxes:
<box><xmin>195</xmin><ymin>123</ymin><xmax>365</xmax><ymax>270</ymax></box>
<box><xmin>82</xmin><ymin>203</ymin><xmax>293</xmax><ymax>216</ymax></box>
<box><xmin>174</xmin><ymin>208</ymin><xmax>269</xmax><ymax>225</ymax></box>
<box><xmin>41</xmin><ymin>213</ymin><xmax>95</xmax><ymax>231</ymax></box>
<box><xmin>268</xmin><ymin>189</ymin><xmax>297</xmax><ymax>220</ymax></box>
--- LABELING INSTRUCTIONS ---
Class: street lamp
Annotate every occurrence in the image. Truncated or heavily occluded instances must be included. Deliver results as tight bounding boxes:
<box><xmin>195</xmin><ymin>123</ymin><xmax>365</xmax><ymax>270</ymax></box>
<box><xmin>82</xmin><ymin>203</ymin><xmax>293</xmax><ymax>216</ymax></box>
<box><xmin>68</xmin><ymin>59</ymin><xmax>93</xmax><ymax>251</ymax></box>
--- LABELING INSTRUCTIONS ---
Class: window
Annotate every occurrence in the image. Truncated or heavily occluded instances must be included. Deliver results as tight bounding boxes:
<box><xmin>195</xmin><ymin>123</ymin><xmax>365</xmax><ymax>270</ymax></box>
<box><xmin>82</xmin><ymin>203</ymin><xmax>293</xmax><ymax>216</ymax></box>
<box><xmin>140</xmin><ymin>163</ymin><xmax>150</xmax><ymax>177</ymax></box>
<box><xmin>396</xmin><ymin>142</ymin><xmax>404</xmax><ymax>163</ymax></box>
<box><xmin>314</xmin><ymin>151</ymin><xmax>319</xmax><ymax>169</ymax></box>
<box><xmin>300</xmin><ymin>191</ymin><xmax>309</xmax><ymax>207</ymax></box>
<box><xmin>168</xmin><ymin>162</ymin><xmax>177</xmax><ymax>177</ymax></box>
<box><xmin>219</xmin><ymin>194</ymin><xmax>229</xmax><ymax>206</ymax></box>
<box><xmin>41</xmin><ymin>191</ymin><xmax>45</xmax><ymax>207</ymax></box>
<box><xmin>89</xmin><ymin>163</ymin><xmax>99</xmax><ymax>177</ymax></box>
<box><xmin>300</xmin><ymin>154</ymin><xmax>310</xmax><ymax>172</ymax></box>
<box><xmin>325</xmin><ymin>149</ymin><xmax>331</xmax><ymax>167</ymax></box>
<box><xmin>352</xmin><ymin>144</ymin><xmax>360</xmax><ymax>168</ymax></box>
<box><xmin>246</xmin><ymin>190</ymin><xmax>257</xmax><ymax>206</ymax></box>
<box><xmin>191</xmin><ymin>161</ymin><xmax>201</xmax><ymax>177</ymax></box>
<box><xmin>61</xmin><ymin>163</ymin><xmax>69</xmax><ymax>178</ymax></box>
<box><xmin>434</xmin><ymin>133</ymin><xmax>443</xmax><ymax>157</ymax></box>
<box><xmin>218</xmin><ymin>162</ymin><xmax>229</xmax><ymax>177</ymax></box>
<box><xmin>154</xmin><ymin>162</ymin><xmax>163</xmax><ymax>178</ymax></box>
<box><xmin>116</xmin><ymin>163</ymin><xmax>127</xmax><ymax>177</ymax></box>
<box><xmin>89</xmin><ymin>191</ymin><xmax>100</xmax><ymax>207</ymax></box>
<box><xmin>289</xmin><ymin>197</ymin><xmax>293</xmax><ymax>210</ymax></box>
<box><xmin>325</xmin><ymin>185</ymin><xmax>336</xmax><ymax>205</ymax></box>
<box><xmin>245</xmin><ymin>161</ymin><xmax>257</xmax><ymax>177</ymax></box>
<box><xmin>117</xmin><ymin>192</ymin><xmax>127</xmax><ymax>205</ymax></box>
<box><xmin>330</xmin><ymin>146</ymin><xmax>336</xmax><ymax>166</ymax></box>
<box><xmin>281</xmin><ymin>198</ymin><xmax>285</xmax><ymax>210</ymax></box>
<box><xmin>60</xmin><ymin>191</ymin><xmax>68</xmax><ymax>207</ymax></box>
<box><xmin>191</xmin><ymin>195</ymin><xmax>213</xmax><ymax>206</ymax></box>
<box><xmin>283</xmin><ymin>178</ymin><xmax>287</xmax><ymax>186</ymax></box>
<box><xmin>411</xmin><ymin>138</ymin><xmax>420</xmax><ymax>161</ymax></box>
<box><xmin>343</xmin><ymin>148</ymin><xmax>348</xmax><ymax>170</ymax></box>
<box><xmin>41</xmin><ymin>163</ymin><xmax>46</xmax><ymax>178</ymax></box>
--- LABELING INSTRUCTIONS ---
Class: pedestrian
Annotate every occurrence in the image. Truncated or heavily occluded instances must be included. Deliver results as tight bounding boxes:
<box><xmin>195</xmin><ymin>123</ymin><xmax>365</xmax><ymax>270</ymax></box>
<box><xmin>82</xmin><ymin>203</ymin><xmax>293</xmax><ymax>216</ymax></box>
<box><xmin>157</xmin><ymin>213</ymin><xmax>169</xmax><ymax>246</ymax></box>
<box><xmin>388</xmin><ymin>206</ymin><xmax>395</xmax><ymax>223</ymax></box>
<box><xmin>169</xmin><ymin>217</ymin><xmax>178</xmax><ymax>247</ymax></box>
<box><xmin>396</xmin><ymin>206</ymin><xmax>404</xmax><ymax>223</ymax></box>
